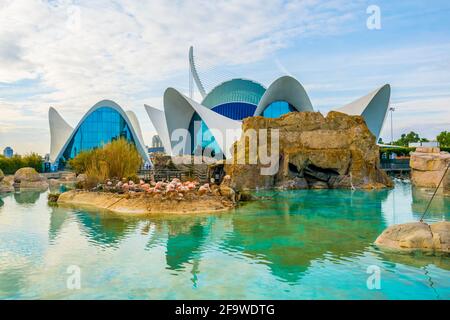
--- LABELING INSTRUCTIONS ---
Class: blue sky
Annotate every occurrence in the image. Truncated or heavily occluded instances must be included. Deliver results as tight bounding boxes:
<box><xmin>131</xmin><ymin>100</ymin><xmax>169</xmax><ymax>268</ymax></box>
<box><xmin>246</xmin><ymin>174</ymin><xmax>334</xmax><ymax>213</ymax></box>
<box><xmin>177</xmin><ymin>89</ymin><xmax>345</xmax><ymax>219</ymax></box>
<box><xmin>0</xmin><ymin>0</ymin><xmax>449</xmax><ymax>154</ymax></box>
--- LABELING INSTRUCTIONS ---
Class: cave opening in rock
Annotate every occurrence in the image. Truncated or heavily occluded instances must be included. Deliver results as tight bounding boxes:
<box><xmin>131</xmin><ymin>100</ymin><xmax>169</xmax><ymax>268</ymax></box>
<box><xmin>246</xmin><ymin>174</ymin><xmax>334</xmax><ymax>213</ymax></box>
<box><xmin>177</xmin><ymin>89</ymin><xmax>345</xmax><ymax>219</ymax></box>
<box><xmin>304</xmin><ymin>164</ymin><xmax>339</xmax><ymax>182</ymax></box>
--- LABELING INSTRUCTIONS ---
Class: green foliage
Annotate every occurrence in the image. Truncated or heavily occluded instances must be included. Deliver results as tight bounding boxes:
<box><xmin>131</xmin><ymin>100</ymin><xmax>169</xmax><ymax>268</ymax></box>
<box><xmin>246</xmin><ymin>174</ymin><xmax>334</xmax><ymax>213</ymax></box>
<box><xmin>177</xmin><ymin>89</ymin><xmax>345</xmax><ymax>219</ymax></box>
<box><xmin>380</xmin><ymin>146</ymin><xmax>450</xmax><ymax>157</ymax></box>
<box><xmin>67</xmin><ymin>150</ymin><xmax>94</xmax><ymax>174</ymax></box>
<box><xmin>0</xmin><ymin>153</ymin><xmax>43</xmax><ymax>174</ymax></box>
<box><xmin>392</xmin><ymin>131</ymin><xmax>428</xmax><ymax>147</ymax></box>
<box><xmin>69</xmin><ymin>138</ymin><xmax>142</xmax><ymax>188</ymax></box>
<box><xmin>437</xmin><ymin>131</ymin><xmax>450</xmax><ymax>147</ymax></box>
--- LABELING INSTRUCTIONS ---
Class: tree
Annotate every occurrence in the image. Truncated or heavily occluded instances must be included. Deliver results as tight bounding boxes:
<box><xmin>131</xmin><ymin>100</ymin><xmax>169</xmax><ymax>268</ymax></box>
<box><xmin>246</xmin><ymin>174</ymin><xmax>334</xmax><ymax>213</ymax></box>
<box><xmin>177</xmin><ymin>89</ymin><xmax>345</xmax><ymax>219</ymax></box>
<box><xmin>393</xmin><ymin>131</ymin><xmax>426</xmax><ymax>147</ymax></box>
<box><xmin>437</xmin><ymin>131</ymin><xmax>450</xmax><ymax>147</ymax></box>
<box><xmin>378</xmin><ymin>137</ymin><xmax>384</xmax><ymax>144</ymax></box>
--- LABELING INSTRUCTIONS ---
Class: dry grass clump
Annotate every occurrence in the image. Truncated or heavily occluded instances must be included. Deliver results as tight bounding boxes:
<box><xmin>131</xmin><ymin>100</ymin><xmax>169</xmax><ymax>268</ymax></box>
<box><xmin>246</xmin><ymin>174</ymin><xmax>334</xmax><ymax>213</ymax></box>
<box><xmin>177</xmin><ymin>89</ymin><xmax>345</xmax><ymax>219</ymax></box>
<box><xmin>69</xmin><ymin>138</ymin><xmax>142</xmax><ymax>189</ymax></box>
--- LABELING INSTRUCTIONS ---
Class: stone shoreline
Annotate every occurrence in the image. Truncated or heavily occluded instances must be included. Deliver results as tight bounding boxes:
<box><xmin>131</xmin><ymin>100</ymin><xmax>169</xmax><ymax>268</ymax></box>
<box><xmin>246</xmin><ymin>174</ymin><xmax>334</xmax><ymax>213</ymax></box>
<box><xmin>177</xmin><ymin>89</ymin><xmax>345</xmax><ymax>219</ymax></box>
<box><xmin>57</xmin><ymin>190</ymin><xmax>236</xmax><ymax>215</ymax></box>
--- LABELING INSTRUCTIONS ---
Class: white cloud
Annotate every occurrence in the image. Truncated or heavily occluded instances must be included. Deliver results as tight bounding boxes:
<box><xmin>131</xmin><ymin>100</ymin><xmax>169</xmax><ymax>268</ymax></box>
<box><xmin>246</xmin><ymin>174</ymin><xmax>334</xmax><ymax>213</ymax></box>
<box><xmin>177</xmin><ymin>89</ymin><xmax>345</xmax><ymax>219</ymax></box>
<box><xmin>0</xmin><ymin>0</ymin><xmax>363</xmax><ymax>154</ymax></box>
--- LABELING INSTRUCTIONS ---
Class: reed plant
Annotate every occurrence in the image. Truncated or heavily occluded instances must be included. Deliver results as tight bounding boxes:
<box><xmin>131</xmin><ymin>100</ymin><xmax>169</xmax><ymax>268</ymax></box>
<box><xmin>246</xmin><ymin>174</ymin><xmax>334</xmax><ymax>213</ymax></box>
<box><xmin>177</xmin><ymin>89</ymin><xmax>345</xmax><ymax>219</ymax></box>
<box><xmin>69</xmin><ymin>138</ymin><xmax>142</xmax><ymax>188</ymax></box>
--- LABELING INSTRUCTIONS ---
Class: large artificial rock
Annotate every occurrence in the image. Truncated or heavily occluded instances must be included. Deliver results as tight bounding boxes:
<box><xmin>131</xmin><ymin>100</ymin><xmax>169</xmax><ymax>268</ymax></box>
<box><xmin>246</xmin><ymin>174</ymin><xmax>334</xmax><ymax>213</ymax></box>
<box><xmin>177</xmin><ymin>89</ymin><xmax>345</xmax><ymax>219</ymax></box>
<box><xmin>13</xmin><ymin>167</ymin><xmax>49</xmax><ymax>190</ymax></box>
<box><xmin>0</xmin><ymin>170</ymin><xmax>14</xmax><ymax>193</ymax></box>
<box><xmin>375</xmin><ymin>221</ymin><xmax>450</xmax><ymax>253</ymax></box>
<box><xmin>410</xmin><ymin>148</ymin><xmax>450</xmax><ymax>190</ymax></box>
<box><xmin>225</xmin><ymin>111</ymin><xmax>392</xmax><ymax>190</ymax></box>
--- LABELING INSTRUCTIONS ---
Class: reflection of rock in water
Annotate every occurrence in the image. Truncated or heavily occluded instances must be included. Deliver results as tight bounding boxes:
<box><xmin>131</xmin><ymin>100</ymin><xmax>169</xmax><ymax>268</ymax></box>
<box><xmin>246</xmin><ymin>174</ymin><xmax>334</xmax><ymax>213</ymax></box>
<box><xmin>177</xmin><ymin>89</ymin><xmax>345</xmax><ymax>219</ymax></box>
<box><xmin>412</xmin><ymin>187</ymin><xmax>450</xmax><ymax>219</ymax></box>
<box><xmin>225</xmin><ymin>189</ymin><xmax>388</xmax><ymax>284</ymax></box>
<box><xmin>165</xmin><ymin>218</ymin><xmax>208</xmax><ymax>271</ymax></box>
<box><xmin>0</xmin><ymin>197</ymin><xmax>4</xmax><ymax>207</ymax></box>
<box><xmin>49</xmin><ymin>206</ymin><xmax>72</xmax><ymax>242</ymax></box>
<box><xmin>74</xmin><ymin>211</ymin><xmax>139</xmax><ymax>248</ymax></box>
<box><xmin>377</xmin><ymin>249</ymin><xmax>450</xmax><ymax>271</ymax></box>
<box><xmin>13</xmin><ymin>190</ymin><xmax>43</xmax><ymax>204</ymax></box>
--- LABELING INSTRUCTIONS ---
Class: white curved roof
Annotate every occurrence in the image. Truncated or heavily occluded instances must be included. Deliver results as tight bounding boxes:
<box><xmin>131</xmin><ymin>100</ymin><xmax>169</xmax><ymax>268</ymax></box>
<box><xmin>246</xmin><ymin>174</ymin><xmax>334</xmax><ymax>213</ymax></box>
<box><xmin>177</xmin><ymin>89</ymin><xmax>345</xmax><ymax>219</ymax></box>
<box><xmin>253</xmin><ymin>76</ymin><xmax>313</xmax><ymax>116</ymax></box>
<box><xmin>49</xmin><ymin>100</ymin><xmax>151</xmax><ymax>165</ymax></box>
<box><xmin>145</xmin><ymin>88</ymin><xmax>242</xmax><ymax>157</ymax></box>
<box><xmin>165</xmin><ymin>88</ymin><xmax>242</xmax><ymax>158</ymax></box>
<box><xmin>333</xmin><ymin>84</ymin><xmax>391</xmax><ymax>139</ymax></box>
<box><xmin>144</xmin><ymin>105</ymin><xmax>172</xmax><ymax>155</ymax></box>
<box><xmin>49</xmin><ymin>107</ymin><xmax>73</xmax><ymax>163</ymax></box>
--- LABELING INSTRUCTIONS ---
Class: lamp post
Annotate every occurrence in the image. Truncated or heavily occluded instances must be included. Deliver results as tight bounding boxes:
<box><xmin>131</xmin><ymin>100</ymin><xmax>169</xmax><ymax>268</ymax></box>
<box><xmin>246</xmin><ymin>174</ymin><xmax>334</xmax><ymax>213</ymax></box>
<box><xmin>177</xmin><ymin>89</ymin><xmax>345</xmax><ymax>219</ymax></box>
<box><xmin>389</xmin><ymin>106</ymin><xmax>395</xmax><ymax>144</ymax></box>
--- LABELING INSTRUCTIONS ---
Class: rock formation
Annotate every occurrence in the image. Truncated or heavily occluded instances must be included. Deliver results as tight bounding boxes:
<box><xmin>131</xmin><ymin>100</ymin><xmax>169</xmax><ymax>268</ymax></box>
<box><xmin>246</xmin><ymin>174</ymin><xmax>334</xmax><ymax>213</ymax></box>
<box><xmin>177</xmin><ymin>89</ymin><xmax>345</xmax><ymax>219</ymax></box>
<box><xmin>410</xmin><ymin>147</ymin><xmax>450</xmax><ymax>193</ymax></box>
<box><xmin>225</xmin><ymin>111</ymin><xmax>392</xmax><ymax>190</ymax></box>
<box><xmin>13</xmin><ymin>167</ymin><xmax>49</xmax><ymax>190</ymax></box>
<box><xmin>57</xmin><ymin>189</ymin><xmax>235</xmax><ymax>215</ymax></box>
<box><xmin>0</xmin><ymin>169</ymin><xmax>14</xmax><ymax>193</ymax></box>
<box><xmin>375</xmin><ymin>221</ymin><xmax>450</xmax><ymax>253</ymax></box>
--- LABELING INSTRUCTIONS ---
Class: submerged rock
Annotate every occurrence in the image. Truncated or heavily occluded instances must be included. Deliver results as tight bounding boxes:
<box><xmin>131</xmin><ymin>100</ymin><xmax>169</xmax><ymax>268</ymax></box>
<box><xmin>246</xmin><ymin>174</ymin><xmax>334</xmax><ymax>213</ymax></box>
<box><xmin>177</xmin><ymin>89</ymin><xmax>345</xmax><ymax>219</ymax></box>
<box><xmin>225</xmin><ymin>111</ymin><xmax>392</xmax><ymax>191</ymax></box>
<box><xmin>375</xmin><ymin>221</ymin><xmax>450</xmax><ymax>253</ymax></box>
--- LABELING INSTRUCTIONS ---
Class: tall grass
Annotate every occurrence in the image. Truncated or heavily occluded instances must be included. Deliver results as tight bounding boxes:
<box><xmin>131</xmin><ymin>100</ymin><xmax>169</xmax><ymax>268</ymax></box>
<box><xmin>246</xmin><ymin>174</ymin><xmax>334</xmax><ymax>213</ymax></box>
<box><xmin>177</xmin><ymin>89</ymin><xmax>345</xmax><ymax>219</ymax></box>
<box><xmin>68</xmin><ymin>138</ymin><xmax>142</xmax><ymax>188</ymax></box>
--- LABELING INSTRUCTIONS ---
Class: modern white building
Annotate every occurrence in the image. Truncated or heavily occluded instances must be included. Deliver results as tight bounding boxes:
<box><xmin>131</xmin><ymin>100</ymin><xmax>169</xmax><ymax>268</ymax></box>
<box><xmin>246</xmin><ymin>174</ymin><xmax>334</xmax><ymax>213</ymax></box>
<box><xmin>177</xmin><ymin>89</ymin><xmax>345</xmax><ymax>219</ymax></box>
<box><xmin>145</xmin><ymin>47</ymin><xmax>391</xmax><ymax>158</ymax></box>
<box><xmin>49</xmin><ymin>100</ymin><xmax>151</xmax><ymax>170</ymax></box>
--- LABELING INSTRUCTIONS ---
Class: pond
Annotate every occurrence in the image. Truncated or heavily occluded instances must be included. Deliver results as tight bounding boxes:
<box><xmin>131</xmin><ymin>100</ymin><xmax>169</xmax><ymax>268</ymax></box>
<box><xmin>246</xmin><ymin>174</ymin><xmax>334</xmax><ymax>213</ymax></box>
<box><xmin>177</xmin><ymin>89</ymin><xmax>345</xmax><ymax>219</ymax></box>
<box><xmin>0</xmin><ymin>182</ymin><xmax>449</xmax><ymax>299</ymax></box>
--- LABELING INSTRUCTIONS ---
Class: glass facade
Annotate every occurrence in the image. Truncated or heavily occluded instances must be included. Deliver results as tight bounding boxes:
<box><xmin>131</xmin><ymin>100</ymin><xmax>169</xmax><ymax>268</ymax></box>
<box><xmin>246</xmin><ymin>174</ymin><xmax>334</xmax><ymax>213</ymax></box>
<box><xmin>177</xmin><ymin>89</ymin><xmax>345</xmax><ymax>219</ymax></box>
<box><xmin>188</xmin><ymin>112</ymin><xmax>222</xmax><ymax>156</ymax></box>
<box><xmin>188</xmin><ymin>101</ymin><xmax>259</xmax><ymax>156</ymax></box>
<box><xmin>59</xmin><ymin>107</ymin><xmax>136</xmax><ymax>165</ymax></box>
<box><xmin>262</xmin><ymin>101</ymin><xmax>296</xmax><ymax>118</ymax></box>
<box><xmin>211</xmin><ymin>102</ymin><xmax>256</xmax><ymax>120</ymax></box>
<box><xmin>202</xmin><ymin>79</ymin><xmax>266</xmax><ymax>109</ymax></box>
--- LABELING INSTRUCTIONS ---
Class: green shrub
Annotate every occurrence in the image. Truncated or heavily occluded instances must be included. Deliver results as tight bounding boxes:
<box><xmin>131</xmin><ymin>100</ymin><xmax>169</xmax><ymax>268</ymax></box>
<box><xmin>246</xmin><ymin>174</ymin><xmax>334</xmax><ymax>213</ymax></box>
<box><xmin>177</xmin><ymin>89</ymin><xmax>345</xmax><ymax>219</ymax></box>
<box><xmin>0</xmin><ymin>153</ymin><xmax>43</xmax><ymax>174</ymax></box>
<box><xmin>70</xmin><ymin>138</ymin><xmax>142</xmax><ymax>188</ymax></box>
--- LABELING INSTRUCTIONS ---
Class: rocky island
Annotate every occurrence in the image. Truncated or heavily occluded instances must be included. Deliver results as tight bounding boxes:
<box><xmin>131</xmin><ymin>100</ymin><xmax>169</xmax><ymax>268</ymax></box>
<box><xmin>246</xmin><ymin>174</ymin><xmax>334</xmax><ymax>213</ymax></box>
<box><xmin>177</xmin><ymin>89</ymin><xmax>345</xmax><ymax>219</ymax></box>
<box><xmin>57</xmin><ymin>177</ymin><xmax>238</xmax><ymax>215</ymax></box>
<box><xmin>225</xmin><ymin>111</ymin><xmax>392</xmax><ymax>190</ymax></box>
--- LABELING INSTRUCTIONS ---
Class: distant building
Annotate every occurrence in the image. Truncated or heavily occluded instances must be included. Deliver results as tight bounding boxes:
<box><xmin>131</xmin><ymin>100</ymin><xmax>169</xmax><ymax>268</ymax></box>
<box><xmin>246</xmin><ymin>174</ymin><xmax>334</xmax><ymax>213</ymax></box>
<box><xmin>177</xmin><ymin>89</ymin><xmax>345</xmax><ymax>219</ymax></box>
<box><xmin>409</xmin><ymin>141</ymin><xmax>440</xmax><ymax>148</ymax></box>
<box><xmin>3</xmin><ymin>147</ymin><xmax>13</xmax><ymax>158</ymax></box>
<box><xmin>148</xmin><ymin>135</ymin><xmax>165</xmax><ymax>154</ymax></box>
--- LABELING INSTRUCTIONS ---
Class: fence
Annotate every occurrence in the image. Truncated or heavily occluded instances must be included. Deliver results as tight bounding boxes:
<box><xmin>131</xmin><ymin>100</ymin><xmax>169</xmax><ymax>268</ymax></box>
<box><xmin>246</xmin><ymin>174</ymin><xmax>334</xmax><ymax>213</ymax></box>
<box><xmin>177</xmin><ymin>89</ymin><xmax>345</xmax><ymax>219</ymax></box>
<box><xmin>380</xmin><ymin>158</ymin><xmax>410</xmax><ymax>171</ymax></box>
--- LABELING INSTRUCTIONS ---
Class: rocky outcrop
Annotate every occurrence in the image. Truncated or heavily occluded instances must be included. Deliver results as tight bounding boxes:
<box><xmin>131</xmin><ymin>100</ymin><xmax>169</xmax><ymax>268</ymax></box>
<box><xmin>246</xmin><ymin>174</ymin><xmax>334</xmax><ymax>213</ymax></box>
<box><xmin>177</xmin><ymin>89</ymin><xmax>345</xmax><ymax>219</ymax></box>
<box><xmin>375</xmin><ymin>221</ymin><xmax>450</xmax><ymax>253</ymax></box>
<box><xmin>57</xmin><ymin>190</ymin><xmax>235</xmax><ymax>215</ymax></box>
<box><xmin>410</xmin><ymin>147</ymin><xmax>450</xmax><ymax>192</ymax></box>
<box><xmin>225</xmin><ymin>111</ymin><xmax>392</xmax><ymax>190</ymax></box>
<box><xmin>0</xmin><ymin>169</ymin><xmax>14</xmax><ymax>193</ymax></box>
<box><xmin>13</xmin><ymin>167</ymin><xmax>49</xmax><ymax>190</ymax></box>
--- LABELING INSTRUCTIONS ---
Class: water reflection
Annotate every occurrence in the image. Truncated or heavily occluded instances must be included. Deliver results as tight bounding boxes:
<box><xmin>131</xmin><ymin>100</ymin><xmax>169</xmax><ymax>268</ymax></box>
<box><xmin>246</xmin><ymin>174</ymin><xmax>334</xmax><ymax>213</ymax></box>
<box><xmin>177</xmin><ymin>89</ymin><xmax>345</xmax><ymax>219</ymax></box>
<box><xmin>222</xmin><ymin>189</ymin><xmax>390</xmax><ymax>283</ymax></box>
<box><xmin>13</xmin><ymin>190</ymin><xmax>44</xmax><ymax>204</ymax></box>
<box><xmin>165</xmin><ymin>219</ymin><xmax>209</xmax><ymax>271</ymax></box>
<box><xmin>411</xmin><ymin>187</ymin><xmax>450</xmax><ymax>221</ymax></box>
<box><xmin>74</xmin><ymin>211</ymin><xmax>140</xmax><ymax>248</ymax></box>
<box><xmin>1</xmin><ymin>183</ymin><xmax>449</xmax><ymax>299</ymax></box>
<box><xmin>49</xmin><ymin>206</ymin><xmax>72</xmax><ymax>242</ymax></box>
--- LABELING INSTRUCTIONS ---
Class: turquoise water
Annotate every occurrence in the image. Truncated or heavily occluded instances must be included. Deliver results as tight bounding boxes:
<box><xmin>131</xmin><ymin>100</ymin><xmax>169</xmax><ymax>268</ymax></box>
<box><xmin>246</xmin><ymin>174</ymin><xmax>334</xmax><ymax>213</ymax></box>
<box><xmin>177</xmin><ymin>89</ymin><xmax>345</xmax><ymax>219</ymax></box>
<box><xmin>0</xmin><ymin>183</ymin><xmax>449</xmax><ymax>299</ymax></box>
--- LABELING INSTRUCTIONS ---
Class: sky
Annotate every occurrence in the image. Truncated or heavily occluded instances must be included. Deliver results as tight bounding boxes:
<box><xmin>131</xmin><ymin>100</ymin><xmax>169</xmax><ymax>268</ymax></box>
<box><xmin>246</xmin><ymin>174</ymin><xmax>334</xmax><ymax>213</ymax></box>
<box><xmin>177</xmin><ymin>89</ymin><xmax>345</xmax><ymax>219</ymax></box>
<box><xmin>0</xmin><ymin>0</ymin><xmax>449</xmax><ymax>155</ymax></box>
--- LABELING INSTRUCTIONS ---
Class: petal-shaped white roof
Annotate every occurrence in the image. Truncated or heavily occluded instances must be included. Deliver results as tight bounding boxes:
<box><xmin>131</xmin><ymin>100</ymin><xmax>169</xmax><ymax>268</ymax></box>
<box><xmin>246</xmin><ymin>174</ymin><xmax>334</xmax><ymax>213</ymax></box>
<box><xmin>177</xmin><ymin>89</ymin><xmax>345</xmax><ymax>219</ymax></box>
<box><xmin>333</xmin><ymin>84</ymin><xmax>391</xmax><ymax>139</ymax></box>
<box><xmin>49</xmin><ymin>100</ymin><xmax>151</xmax><ymax>165</ymax></box>
<box><xmin>144</xmin><ymin>105</ymin><xmax>172</xmax><ymax>156</ymax></box>
<box><xmin>163</xmin><ymin>88</ymin><xmax>242</xmax><ymax>157</ymax></box>
<box><xmin>254</xmin><ymin>76</ymin><xmax>313</xmax><ymax>116</ymax></box>
<box><xmin>49</xmin><ymin>107</ymin><xmax>74</xmax><ymax>163</ymax></box>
